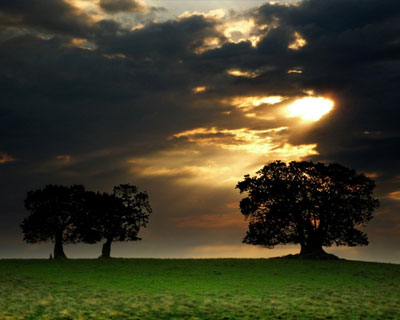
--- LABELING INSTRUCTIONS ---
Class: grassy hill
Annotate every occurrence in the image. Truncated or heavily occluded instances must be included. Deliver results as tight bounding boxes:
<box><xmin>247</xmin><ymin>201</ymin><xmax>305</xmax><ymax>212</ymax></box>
<box><xmin>0</xmin><ymin>258</ymin><xmax>399</xmax><ymax>319</ymax></box>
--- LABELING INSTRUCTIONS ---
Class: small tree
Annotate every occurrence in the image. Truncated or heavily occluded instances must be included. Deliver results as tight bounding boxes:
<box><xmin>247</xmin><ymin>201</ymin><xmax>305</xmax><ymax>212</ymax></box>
<box><xmin>83</xmin><ymin>184</ymin><xmax>152</xmax><ymax>258</ymax></box>
<box><xmin>236</xmin><ymin>161</ymin><xmax>379</xmax><ymax>258</ymax></box>
<box><xmin>21</xmin><ymin>185</ymin><xmax>86</xmax><ymax>259</ymax></box>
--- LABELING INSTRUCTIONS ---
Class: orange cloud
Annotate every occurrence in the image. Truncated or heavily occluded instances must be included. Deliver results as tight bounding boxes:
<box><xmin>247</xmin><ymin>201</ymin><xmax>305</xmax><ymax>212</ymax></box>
<box><xmin>364</xmin><ymin>172</ymin><xmax>379</xmax><ymax>179</ymax></box>
<box><xmin>194</xmin><ymin>37</ymin><xmax>222</xmax><ymax>54</ymax></box>
<box><xmin>192</xmin><ymin>86</ymin><xmax>207</xmax><ymax>93</ymax></box>
<box><xmin>224</xmin><ymin>96</ymin><xmax>285</xmax><ymax>109</ymax></box>
<box><xmin>170</xmin><ymin>126</ymin><xmax>317</xmax><ymax>157</ymax></box>
<box><xmin>56</xmin><ymin>154</ymin><xmax>72</xmax><ymax>162</ymax></box>
<box><xmin>288</xmin><ymin>69</ymin><xmax>302</xmax><ymax>74</ymax></box>
<box><xmin>227</xmin><ymin>69</ymin><xmax>259</xmax><ymax>78</ymax></box>
<box><xmin>67</xmin><ymin>38</ymin><xmax>97</xmax><ymax>50</ymax></box>
<box><xmin>0</xmin><ymin>152</ymin><xmax>16</xmax><ymax>164</ymax></box>
<box><xmin>288</xmin><ymin>31</ymin><xmax>307</xmax><ymax>50</ymax></box>
<box><xmin>388</xmin><ymin>190</ymin><xmax>400</xmax><ymax>201</ymax></box>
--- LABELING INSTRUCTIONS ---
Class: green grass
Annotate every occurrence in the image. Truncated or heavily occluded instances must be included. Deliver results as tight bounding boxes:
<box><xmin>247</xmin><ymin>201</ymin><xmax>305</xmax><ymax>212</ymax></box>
<box><xmin>0</xmin><ymin>258</ymin><xmax>399</xmax><ymax>319</ymax></box>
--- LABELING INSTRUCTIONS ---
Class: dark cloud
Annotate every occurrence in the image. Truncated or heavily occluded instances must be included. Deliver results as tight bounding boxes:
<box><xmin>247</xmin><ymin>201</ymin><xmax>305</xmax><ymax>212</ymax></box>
<box><xmin>99</xmin><ymin>0</ymin><xmax>146</xmax><ymax>13</ymax></box>
<box><xmin>98</xmin><ymin>15</ymin><xmax>219</xmax><ymax>61</ymax></box>
<box><xmin>0</xmin><ymin>0</ymin><xmax>399</xmax><ymax>261</ymax></box>
<box><xmin>0</xmin><ymin>0</ymin><xmax>94</xmax><ymax>37</ymax></box>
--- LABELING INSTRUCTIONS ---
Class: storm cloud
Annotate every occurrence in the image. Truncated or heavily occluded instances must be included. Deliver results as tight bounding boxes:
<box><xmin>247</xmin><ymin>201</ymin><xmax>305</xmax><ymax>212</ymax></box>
<box><xmin>99</xmin><ymin>0</ymin><xmax>146</xmax><ymax>13</ymax></box>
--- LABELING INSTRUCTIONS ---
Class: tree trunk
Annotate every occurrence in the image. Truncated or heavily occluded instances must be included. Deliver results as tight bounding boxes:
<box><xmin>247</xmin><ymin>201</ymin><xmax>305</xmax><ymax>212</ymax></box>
<box><xmin>54</xmin><ymin>231</ymin><xmax>67</xmax><ymax>259</ymax></box>
<box><xmin>300</xmin><ymin>231</ymin><xmax>325</xmax><ymax>256</ymax></box>
<box><xmin>300</xmin><ymin>242</ymin><xmax>326</xmax><ymax>256</ymax></box>
<box><xmin>100</xmin><ymin>238</ymin><xmax>113</xmax><ymax>258</ymax></box>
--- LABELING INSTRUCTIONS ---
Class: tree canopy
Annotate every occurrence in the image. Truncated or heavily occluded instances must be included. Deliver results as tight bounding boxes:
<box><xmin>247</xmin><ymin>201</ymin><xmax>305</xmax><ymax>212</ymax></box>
<box><xmin>21</xmin><ymin>184</ymin><xmax>86</xmax><ymax>259</ymax></box>
<box><xmin>79</xmin><ymin>184</ymin><xmax>152</xmax><ymax>258</ymax></box>
<box><xmin>236</xmin><ymin>161</ymin><xmax>379</xmax><ymax>258</ymax></box>
<box><xmin>21</xmin><ymin>183</ymin><xmax>151</xmax><ymax>259</ymax></box>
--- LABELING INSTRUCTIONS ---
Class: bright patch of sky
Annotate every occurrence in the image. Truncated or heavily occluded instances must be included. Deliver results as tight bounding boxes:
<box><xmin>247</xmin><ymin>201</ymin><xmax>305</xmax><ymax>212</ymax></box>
<box><xmin>146</xmin><ymin>0</ymin><xmax>294</xmax><ymax>18</ymax></box>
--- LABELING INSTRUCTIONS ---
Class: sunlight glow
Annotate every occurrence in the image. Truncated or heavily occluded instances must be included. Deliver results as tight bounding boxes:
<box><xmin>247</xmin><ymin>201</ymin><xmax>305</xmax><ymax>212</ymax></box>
<box><xmin>245</xmin><ymin>113</ymin><xmax>276</xmax><ymax>120</ymax></box>
<box><xmin>226</xmin><ymin>96</ymin><xmax>285</xmax><ymax>109</ymax></box>
<box><xmin>181</xmin><ymin>10</ymin><xmax>267</xmax><ymax>53</ymax></box>
<box><xmin>192</xmin><ymin>86</ymin><xmax>207</xmax><ymax>93</ymax></box>
<box><xmin>128</xmin><ymin>110</ymin><xmax>322</xmax><ymax>188</ymax></box>
<box><xmin>194</xmin><ymin>37</ymin><xmax>222</xmax><ymax>54</ymax></box>
<box><xmin>131</xmin><ymin>24</ymin><xmax>145</xmax><ymax>31</ymax></box>
<box><xmin>170</xmin><ymin>126</ymin><xmax>317</xmax><ymax>156</ymax></box>
<box><xmin>288</xmin><ymin>69</ymin><xmax>303</xmax><ymax>74</ymax></box>
<box><xmin>68</xmin><ymin>38</ymin><xmax>97</xmax><ymax>50</ymax></box>
<box><xmin>218</xmin><ymin>18</ymin><xmax>266</xmax><ymax>47</ymax></box>
<box><xmin>130</xmin><ymin>126</ymin><xmax>318</xmax><ymax>187</ymax></box>
<box><xmin>64</xmin><ymin>0</ymin><xmax>106</xmax><ymax>22</ymax></box>
<box><xmin>287</xmin><ymin>97</ymin><xmax>334</xmax><ymax>121</ymax></box>
<box><xmin>227</xmin><ymin>69</ymin><xmax>258</xmax><ymax>78</ymax></box>
<box><xmin>179</xmin><ymin>9</ymin><xmax>226</xmax><ymax>20</ymax></box>
<box><xmin>288</xmin><ymin>32</ymin><xmax>307</xmax><ymax>50</ymax></box>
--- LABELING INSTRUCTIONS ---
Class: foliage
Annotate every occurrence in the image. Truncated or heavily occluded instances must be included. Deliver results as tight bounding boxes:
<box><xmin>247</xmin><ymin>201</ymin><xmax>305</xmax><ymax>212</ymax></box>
<box><xmin>0</xmin><ymin>259</ymin><xmax>399</xmax><ymax>319</ymax></box>
<box><xmin>21</xmin><ymin>184</ymin><xmax>151</xmax><ymax>258</ymax></box>
<box><xmin>112</xmin><ymin>184</ymin><xmax>152</xmax><ymax>242</ymax></box>
<box><xmin>78</xmin><ymin>184</ymin><xmax>152</xmax><ymax>257</ymax></box>
<box><xmin>236</xmin><ymin>161</ymin><xmax>380</xmax><ymax>255</ymax></box>
<box><xmin>20</xmin><ymin>185</ymin><xmax>86</xmax><ymax>258</ymax></box>
<box><xmin>76</xmin><ymin>191</ymin><xmax>123</xmax><ymax>244</ymax></box>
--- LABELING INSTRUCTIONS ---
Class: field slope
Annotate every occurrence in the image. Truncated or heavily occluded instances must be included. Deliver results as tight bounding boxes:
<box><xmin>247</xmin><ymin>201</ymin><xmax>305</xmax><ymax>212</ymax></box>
<box><xmin>0</xmin><ymin>258</ymin><xmax>399</xmax><ymax>319</ymax></box>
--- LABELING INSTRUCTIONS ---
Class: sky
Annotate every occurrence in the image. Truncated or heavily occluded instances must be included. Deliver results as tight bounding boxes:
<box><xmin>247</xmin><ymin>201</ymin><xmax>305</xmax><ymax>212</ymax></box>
<box><xmin>0</xmin><ymin>0</ymin><xmax>399</xmax><ymax>263</ymax></box>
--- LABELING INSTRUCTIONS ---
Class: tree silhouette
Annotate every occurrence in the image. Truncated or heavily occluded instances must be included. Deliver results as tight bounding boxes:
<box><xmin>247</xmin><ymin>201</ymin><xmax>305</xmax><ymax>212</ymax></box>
<box><xmin>82</xmin><ymin>184</ymin><xmax>152</xmax><ymax>258</ymax></box>
<box><xmin>21</xmin><ymin>185</ymin><xmax>86</xmax><ymax>259</ymax></box>
<box><xmin>236</xmin><ymin>161</ymin><xmax>379</xmax><ymax>258</ymax></box>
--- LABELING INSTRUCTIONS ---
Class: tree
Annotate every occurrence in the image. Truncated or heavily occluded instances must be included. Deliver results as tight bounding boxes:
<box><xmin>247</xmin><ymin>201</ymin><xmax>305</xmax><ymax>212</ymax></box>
<box><xmin>21</xmin><ymin>185</ymin><xmax>86</xmax><ymax>259</ymax></box>
<box><xmin>82</xmin><ymin>184</ymin><xmax>152</xmax><ymax>258</ymax></box>
<box><xmin>236</xmin><ymin>161</ymin><xmax>379</xmax><ymax>258</ymax></box>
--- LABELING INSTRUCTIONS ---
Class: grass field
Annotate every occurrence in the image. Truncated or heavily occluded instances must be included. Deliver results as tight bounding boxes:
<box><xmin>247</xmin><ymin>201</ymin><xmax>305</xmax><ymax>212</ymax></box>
<box><xmin>0</xmin><ymin>258</ymin><xmax>399</xmax><ymax>319</ymax></box>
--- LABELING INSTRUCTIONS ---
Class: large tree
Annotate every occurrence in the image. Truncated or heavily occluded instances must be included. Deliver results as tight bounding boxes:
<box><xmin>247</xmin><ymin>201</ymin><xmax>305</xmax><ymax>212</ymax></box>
<box><xmin>21</xmin><ymin>184</ymin><xmax>86</xmax><ymax>259</ymax></box>
<box><xmin>82</xmin><ymin>184</ymin><xmax>152</xmax><ymax>258</ymax></box>
<box><xmin>236</xmin><ymin>161</ymin><xmax>379</xmax><ymax>258</ymax></box>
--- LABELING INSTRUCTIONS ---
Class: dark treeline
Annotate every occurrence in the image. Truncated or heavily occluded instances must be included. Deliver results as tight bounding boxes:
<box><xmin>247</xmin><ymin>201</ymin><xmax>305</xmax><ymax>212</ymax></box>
<box><xmin>21</xmin><ymin>184</ymin><xmax>151</xmax><ymax>259</ymax></box>
<box><xmin>19</xmin><ymin>161</ymin><xmax>379</xmax><ymax>260</ymax></box>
